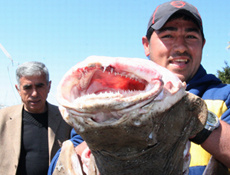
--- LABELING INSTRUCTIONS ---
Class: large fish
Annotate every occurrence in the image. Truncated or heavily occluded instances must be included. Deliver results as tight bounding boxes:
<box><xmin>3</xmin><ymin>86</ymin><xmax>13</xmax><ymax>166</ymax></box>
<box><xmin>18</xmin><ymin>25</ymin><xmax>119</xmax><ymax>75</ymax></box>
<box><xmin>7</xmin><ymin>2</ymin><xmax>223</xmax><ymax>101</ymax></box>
<box><xmin>54</xmin><ymin>56</ymin><xmax>208</xmax><ymax>175</ymax></box>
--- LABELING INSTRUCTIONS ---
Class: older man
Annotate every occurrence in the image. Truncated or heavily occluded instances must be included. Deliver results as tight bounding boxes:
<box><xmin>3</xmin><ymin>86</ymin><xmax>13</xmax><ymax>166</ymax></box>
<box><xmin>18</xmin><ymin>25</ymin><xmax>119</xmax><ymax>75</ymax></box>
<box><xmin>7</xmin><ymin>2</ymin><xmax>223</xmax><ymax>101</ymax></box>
<box><xmin>0</xmin><ymin>61</ymin><xmax>72</xmax><ymax>175</ymax></box>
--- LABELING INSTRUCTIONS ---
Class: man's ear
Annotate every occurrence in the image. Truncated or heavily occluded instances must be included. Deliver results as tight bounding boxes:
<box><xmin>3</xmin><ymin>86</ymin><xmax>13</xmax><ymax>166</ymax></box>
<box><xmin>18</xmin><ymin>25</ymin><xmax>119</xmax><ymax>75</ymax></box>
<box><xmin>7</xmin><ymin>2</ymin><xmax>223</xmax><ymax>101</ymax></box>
<box><xmin>15</xmin><ymin>84</ymin><xmax>19</xmax><ymax>91</ymax></box>
<box><xmin>48</xmin><ymin>81</ymin><xmax>51</xmax><ymax>93</ymax></box>
<box><xmin>15</xmin><ymin>84</ymin><xmax>21</xmax><ymax>96</ymax></box>
<box><xmin>142</xmin><ymin>36</ymin><xmax>150</xmax><ymax>56</ymax></box>
<box><xmin>202</xmin><ymin>38</ymin><xmax>206</xmax><ymax>48</ymax></box>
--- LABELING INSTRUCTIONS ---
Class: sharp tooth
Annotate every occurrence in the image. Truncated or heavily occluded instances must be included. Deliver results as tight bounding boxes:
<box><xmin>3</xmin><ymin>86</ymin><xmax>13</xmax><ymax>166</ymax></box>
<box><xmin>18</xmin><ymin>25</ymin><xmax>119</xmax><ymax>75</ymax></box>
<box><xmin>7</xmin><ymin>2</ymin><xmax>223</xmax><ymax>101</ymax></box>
<box><xmin>103</xmin><ymin>66</ymin><xmax>106</xmax><ymax>72</ymax></box>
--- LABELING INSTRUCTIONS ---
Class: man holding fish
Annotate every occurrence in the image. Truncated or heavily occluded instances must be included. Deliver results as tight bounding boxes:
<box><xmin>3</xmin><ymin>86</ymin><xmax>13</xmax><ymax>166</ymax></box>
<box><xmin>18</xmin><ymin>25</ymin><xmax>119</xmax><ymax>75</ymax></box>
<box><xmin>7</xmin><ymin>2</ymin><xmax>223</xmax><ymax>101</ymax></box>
<box><xmin>49</xmin><ymin>1</ymin><xmax>230</xmax><ymax>174</ymax></box>
<box><xmin>141</xmin><ymin>1</ymin><xmax>230</xmax><ymax>174</ymax></box>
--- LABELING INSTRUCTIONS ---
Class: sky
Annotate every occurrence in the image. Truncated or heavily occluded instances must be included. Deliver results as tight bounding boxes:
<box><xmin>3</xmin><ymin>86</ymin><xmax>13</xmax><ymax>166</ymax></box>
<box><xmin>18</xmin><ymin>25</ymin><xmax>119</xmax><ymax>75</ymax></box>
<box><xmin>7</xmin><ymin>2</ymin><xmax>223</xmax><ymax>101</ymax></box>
<box><xmin>0</xmin><ymin>0</ymin><xmax>230</xmax><ymax>107</ymax></box>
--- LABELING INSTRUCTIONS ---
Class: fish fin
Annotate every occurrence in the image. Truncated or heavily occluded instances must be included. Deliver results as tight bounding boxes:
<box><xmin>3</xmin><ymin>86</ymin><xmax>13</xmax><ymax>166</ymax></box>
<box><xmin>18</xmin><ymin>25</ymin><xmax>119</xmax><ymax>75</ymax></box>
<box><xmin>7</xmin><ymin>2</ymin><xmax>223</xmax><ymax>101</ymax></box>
<box><xmin>88</xmin><ymin>154</ymin><xmax>100</xmax><ymax>175</ymax></box>
<box><xmin>53</xmin><ymin>140</ymin><xmax>85</xmax><ymax>175</ymax></box>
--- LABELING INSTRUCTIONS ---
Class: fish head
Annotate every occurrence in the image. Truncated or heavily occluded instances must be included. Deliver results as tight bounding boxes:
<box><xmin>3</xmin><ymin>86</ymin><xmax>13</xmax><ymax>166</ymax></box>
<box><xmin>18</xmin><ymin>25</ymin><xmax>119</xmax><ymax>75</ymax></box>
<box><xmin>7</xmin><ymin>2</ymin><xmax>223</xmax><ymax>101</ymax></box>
<box><xmin>55</xmin><ymin>56</ymin><xmax>208</xmax><ymax>175</ymax></box>
<box><xmin>57</xmin><ymin>56</ymin><xmax>186</xmax><ymax>124</ymax></box>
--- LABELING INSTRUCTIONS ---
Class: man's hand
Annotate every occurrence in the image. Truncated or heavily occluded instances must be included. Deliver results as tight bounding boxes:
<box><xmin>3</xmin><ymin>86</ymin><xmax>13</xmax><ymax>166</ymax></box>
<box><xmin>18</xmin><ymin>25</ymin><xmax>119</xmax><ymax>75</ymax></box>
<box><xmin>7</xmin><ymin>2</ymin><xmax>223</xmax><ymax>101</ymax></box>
<box><xmin>75</xmin><ymin>141</ymin><xmax>88</xmax><ymax>157</ymax></box>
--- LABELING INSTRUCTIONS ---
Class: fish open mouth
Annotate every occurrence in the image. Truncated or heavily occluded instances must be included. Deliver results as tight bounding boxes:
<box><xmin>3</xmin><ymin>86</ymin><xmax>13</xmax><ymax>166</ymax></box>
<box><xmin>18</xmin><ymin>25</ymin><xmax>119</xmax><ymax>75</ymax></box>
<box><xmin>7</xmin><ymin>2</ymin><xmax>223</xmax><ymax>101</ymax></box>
<box><xmin>90</xmin><ymin>71</ymin><xmax>142</xmax><ymax>94</ymax></box>
<box><xmin>57</xmin><ymin>57</ymin><xmax>166</xmax><ymax>113</ymax></box>
<box><xmin>57</xmin><ymin>56</ymin><xmax>186</xmax><ymax>123</ymax></box>
<box><xmin>85</xmin><ymin>65</ymin><xmax>147</xmax><ymax>95</ymax></box>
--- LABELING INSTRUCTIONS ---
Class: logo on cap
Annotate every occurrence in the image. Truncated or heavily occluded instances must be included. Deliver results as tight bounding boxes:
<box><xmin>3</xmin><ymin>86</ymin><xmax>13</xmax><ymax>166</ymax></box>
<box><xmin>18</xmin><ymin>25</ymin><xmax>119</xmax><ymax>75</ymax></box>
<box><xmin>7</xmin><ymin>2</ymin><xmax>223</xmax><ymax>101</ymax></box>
<box><xmin>170</xmin><ymin>1</ymin><xmax>186</xmax><ymax>8</ymax></box>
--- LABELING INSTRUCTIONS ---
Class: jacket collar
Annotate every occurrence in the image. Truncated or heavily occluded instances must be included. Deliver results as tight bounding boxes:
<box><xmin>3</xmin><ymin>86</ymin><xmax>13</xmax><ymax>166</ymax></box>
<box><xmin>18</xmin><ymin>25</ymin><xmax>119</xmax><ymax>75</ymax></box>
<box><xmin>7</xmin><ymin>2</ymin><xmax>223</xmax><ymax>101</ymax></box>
<box><xmin>186</xmin><ymin>65</ymin><xmax>221</xmax><ymax>96</ymax></box>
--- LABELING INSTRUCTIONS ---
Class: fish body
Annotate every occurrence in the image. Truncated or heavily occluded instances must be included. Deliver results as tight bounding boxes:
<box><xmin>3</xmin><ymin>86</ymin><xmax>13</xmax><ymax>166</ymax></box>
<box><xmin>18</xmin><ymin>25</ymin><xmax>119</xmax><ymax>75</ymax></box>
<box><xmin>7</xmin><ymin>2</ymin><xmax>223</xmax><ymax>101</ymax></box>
<box><xmin>56</xmin><ymin>56</ymin><xmax>207</xmax><ymax>175</ymax></box>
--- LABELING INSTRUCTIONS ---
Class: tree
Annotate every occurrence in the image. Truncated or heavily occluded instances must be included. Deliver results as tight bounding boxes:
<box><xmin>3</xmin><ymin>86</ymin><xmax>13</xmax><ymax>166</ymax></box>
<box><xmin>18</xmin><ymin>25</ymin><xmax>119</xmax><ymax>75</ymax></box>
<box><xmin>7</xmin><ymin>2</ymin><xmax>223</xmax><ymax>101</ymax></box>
<box><xmin>217</xmin><ymin>42</ymin><xmax>230</xmax><ymax>84</ymax></box>
<box><xmin>217</xmin><ymin>61</ymin><xmax>230</xmax><ymax>84</ymax></box>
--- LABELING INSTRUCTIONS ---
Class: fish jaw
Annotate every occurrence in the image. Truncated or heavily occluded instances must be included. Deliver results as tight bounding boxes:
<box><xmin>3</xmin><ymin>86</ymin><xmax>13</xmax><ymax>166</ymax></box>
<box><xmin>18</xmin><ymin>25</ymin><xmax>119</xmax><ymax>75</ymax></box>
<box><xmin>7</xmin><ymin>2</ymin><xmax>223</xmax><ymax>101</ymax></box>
<box><xmin>57</xmin><ymin>56</ymin><xmax>186</xmax><ymax>124</ymax></box>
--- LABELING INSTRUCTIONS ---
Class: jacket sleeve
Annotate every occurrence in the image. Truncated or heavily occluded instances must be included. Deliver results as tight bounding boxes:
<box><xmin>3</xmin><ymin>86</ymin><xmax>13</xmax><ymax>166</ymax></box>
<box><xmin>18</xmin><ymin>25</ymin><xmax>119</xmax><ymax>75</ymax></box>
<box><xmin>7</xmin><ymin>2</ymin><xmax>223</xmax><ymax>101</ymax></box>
<box><xmin>220</xmin><ymin>92</ymin><xmax>230</xmax><ymax>124</ymax></box>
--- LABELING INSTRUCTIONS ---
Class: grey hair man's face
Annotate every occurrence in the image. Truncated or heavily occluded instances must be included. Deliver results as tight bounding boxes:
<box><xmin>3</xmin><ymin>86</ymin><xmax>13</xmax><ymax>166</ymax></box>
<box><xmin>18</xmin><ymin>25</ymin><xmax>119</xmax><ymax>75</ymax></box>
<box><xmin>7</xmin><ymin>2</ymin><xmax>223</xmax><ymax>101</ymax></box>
<box><xmin>15</xmin><ymin>73</ymin><xmax>51</xmax><ymax>113</ymax></box>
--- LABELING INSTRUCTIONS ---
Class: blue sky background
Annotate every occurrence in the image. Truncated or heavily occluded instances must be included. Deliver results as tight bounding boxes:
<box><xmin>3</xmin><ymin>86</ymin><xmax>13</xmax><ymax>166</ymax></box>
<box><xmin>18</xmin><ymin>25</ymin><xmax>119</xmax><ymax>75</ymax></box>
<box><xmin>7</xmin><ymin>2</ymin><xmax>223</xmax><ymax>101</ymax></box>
<box><xmin>0</xmin><ymin>0</ymin><xmax>230</xmax><ymax>107</ymax></box>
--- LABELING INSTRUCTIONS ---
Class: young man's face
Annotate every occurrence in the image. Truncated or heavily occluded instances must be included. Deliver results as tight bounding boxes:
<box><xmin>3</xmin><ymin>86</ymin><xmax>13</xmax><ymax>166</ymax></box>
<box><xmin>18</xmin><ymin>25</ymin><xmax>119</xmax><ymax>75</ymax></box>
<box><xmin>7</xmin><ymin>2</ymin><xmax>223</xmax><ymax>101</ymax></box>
<box><xmin>15</xmin><ymin>74</ymin><xmax>51</xmax><ymax>113</ymax></box>
<box><xmin>142</xmin><ymin>18</ymin><xmax>205</xmax><ymax>82</ymax></box>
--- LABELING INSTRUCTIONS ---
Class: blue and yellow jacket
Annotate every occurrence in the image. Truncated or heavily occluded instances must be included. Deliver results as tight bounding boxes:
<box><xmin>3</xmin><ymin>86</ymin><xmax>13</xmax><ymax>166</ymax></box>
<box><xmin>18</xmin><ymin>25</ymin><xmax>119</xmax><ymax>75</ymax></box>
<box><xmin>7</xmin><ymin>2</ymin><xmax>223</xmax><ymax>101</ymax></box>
<box><xmin>188</xmin><ymin>65</ymin><xmax>230</xmax><ymax>175</ymax></box>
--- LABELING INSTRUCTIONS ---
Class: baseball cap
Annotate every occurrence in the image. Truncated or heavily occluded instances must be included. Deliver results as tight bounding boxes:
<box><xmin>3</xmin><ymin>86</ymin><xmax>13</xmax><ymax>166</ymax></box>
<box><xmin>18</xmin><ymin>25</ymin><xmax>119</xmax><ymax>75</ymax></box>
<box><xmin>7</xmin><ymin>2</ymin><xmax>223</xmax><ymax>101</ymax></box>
<box><xmin>146</xmin><ymin>1</ymin><xmax>204</xmax><ymax>39</ymax></box>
